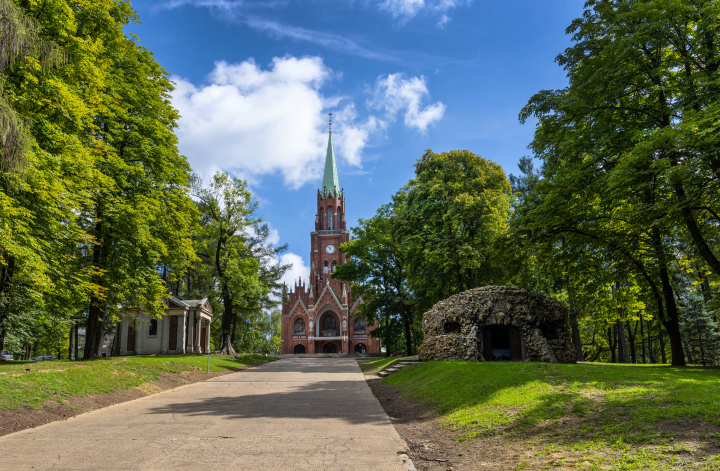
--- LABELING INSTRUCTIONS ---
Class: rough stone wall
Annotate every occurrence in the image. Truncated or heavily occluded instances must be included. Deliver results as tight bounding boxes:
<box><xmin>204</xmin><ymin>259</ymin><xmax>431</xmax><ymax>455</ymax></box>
<box><xmin>419</xmin><ymin>286</ymin><xmax>576</xmax><ymax>363</ymax></box>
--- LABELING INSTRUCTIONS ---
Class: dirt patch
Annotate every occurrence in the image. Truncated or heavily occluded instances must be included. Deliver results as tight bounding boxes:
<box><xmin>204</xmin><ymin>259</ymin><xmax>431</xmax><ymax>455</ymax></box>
<box><xmin>368</xmin><ymin>379</ymin><xmax>720</xmax><ymax>471</ymax></box>
<box><xmin>0</xmin><ymin>366</ymin><xmax>259</xmax><ymax>438</ymax></box>
<box><xmin>369</xmin><ymin>378</ymin><xmax>524</xmax><ymax>470</ymax></box>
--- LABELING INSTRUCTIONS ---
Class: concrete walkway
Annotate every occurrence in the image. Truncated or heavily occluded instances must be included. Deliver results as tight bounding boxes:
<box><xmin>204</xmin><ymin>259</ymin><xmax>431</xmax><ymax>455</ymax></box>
<box><xmin>0</xmin><ymin>358</ymin><xmax>408</xmax><ymax>470</ymax></box>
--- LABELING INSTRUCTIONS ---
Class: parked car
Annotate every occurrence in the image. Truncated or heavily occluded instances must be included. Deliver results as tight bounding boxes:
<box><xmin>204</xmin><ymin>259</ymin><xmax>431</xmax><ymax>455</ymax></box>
<box><xmin>1</xmin><ymin>351</ymin><xmax>13</xmax><ymax>361</ymax></box>
<box><xmin>32</xmin><ymin>355</ymin><xmax>58</xmax><ymax>361</ymax></box>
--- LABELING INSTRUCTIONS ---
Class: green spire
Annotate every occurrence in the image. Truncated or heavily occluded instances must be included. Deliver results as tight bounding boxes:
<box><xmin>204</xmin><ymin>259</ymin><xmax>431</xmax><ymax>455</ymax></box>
<box><xmin>321</xmin><ymin>129</ymin><xmax>340</xmax><ymax>197</ymax></box>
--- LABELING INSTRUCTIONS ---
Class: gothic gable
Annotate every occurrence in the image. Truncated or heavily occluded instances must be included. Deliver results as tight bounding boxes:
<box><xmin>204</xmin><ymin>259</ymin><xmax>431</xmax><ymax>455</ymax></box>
<box><xmin>290</xmin><ymin>297</ymin><xmax>309</xmax><ymax>316</ymax></box>
<box><xmin>315</xmin><ymin>281</ymin><xmax>344</xmax><ymax>312</ymax></box>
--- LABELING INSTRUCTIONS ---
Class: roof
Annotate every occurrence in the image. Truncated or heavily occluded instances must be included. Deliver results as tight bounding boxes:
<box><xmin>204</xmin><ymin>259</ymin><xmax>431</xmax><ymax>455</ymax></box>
<box><xmin>180</xmin><ymin>298</ymin><xmax>209</xmax><ymax>309</ymax></box>
<box><xmin>321</xmin><ymin>131</ymin><xmax>340</xmax><ymax>197</ymax></box>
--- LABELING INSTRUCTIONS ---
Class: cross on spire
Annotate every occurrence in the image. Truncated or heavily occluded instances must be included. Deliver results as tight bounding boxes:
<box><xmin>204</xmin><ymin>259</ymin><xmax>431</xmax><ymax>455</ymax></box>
<box><xmin>328</xmin><ymin>112</ymin><xmax>333</xmax><ymax>133</ymax></box>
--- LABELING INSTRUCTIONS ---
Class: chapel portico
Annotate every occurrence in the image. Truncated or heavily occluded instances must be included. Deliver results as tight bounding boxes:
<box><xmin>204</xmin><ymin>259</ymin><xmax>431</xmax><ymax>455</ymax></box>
<box><xmin>280</xmin><ymin>118</ymin><xmax>380</xmax><ymax>354</ymax></box>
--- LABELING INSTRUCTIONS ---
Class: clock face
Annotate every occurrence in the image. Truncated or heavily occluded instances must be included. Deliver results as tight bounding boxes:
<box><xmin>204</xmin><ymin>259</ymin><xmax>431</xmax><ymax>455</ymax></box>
<box><xmin>325</xmin><ymin>244</ymin><xmax>335</xmax><ymax>254</ymax></box>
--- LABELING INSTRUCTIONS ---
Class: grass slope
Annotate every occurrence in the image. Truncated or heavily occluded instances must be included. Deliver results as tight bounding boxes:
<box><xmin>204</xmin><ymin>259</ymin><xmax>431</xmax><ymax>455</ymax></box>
<box><xmin>385</xmin><ymin>361</ymin><xmax>720</xmax><ymax>470</ymax></box>
<box><xmin>0</xmin><ymin>354</ymin><xmax>271</xmax><ymax>410</ymax></box>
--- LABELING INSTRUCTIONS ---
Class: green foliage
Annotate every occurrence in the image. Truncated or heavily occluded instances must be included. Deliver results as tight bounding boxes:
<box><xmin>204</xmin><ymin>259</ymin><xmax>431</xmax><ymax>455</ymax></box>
<box><xmin>336</xmin><ymin>150</ymin><xmax>512</xmax><ymax>354</ymax></box>
<box><xmin>403</xmin><ymin>150</ymin><xmax>512</xmax><ymax>312</ymax></box>
<box><xmin>191</xmin><ymin>172</ymin><xmax>288</xmax><ymax>354</ymax></box>
<box><xmin>514</xmin><ymin>0</ymin><xmax>720</xmax><ymax>366</ymax></box>
<box><xmin>680</xmin><ymin>295</ymin><xmax>720</xmax><ymax>366</ymax></box>
<box><xmin>0</xmin><ymin>0</ymin><xmax>199</xmax><ymax>360</ymax></box>
<box><xmin>335</xmin><ymin>195</ymin><xmax>418</xmax><ymax>355</ymax></box>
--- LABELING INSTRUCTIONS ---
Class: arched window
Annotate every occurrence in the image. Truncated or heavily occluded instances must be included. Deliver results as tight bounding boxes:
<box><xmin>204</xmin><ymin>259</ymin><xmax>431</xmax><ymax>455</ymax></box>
<box><xmin>354</xmin><ymin>318</ymin><xmax>367</xmax><ymax>333</ymax></box>
<box><xmin>323</xmin><ymin>261</ymin><xmax>329</xmax><ymax>274</ymax></box>
<box><xmin>322</xmin><ymin>314</ymin><xmax>337</xmax><ymax>336</ymax></box>
<box><xmin>337</xmin><ymin>208</ymin><xmax>341</xmax><ymax>228</ymax></box>
<box><xmin>328</xmin><ymin>206</ymin><xmax>333</xmax><ymax>230</ymax></box>
<box><xmin>294</xmin><ymin>318</ymin><xmax>305</xmax><ymax>334</ymax></box>
<box><xmin>320</xmin><ymin>210</ymin><xmax>324</xmax><ymax>229</ymax></box>
<box><xmin>332</xmin><ymin>261</ymin><xmax>337</xmax><ymax>273</ymax></box>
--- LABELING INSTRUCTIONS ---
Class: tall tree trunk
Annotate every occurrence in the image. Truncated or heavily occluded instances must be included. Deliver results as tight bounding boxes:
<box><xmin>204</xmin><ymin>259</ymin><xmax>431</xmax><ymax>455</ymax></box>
<box><xmin>566</xmin><ymin>274</ymin><xmax>584</xmax><ymax>361</ymax></box>
<box><xmin>218</xmin><ymin>284</ymin><xmax>236</xmax><ymax>356</ymax></box>
<box><xmin>74</xmin><ymin>321</ymin><xmax>79</xmax><ymax>360</ymax></box>
<box><xmin>697</xmin><ymin>320</ymin><xmax>706</xmax><ymax>366</ymax></box>
<box><xmin>68</xmin><ymin>324</ymin><xmax>74</xmax><ymax>360</ymax></box>
<box><xmin>95</xmin><ymin>310</ymin><xmax>106</xmax><ymax>358</ymax></box>
<box><xmin>626</xmin><ymin>321</ymin><xmax>637</xmax><ymax>364</ymax></box>
<box><xmin>570</xmin><ymin>314</ymin><xmax>584</xmax><ymax>362</ymax></box>
<box><xmin>640</xmin><ymin>318</ymin><xmax>646</xmax><ymax>364</ymax></box>
<box><xmin>659</xmin><ymin>328</ymin><xmax>667</xmax><ymax>364</ymax></box>
<box><xmin>84</xmin><ymin>213</ymin><xmax>110</xmax><ymax>360</ymax></box>
<box><xmin>384</xmin><ymin>311</ymin><xmax>390</xmax><ymax>358</ymax></box>
<box><xmin>215</xmin><ymin>232</ymin><xmax>235</xmax><ymax>356</ymax></box>
<box><xmin>617</xmin><ymin>320</ymin><xmax>630</xmax><ymax>363</ymax></box>
<box><xmin>651</xmin><ymin>228</ymin><xmax>686</xmax><ymax>366</ymax></box>
<box><xmin>607</xmin><ymin>326</ymin><xmax>617</xmax><ymax>363</ymax></box>
<box><xmin>0</xmin><ymin>256</ymin><xmax>16</xmax><ymax>353</ymax></box>
<box><xmin>402</xmin><ymin>310</ymin><xmax>412</xmax><ymax>356</ymax></box>
<box><xmin>230</xmin><ymin>310</ymin><xmax>238</xmax><ymax>348</ymax></box>
<box><xmin>0</xmin><ymin>313</ymin><xmax>6</xmax><ymax>354</ymax></box>
<box><xmin>647</xmin><ymin>319</ymin><xmax>655</xmax><ymax>364</ymax></box>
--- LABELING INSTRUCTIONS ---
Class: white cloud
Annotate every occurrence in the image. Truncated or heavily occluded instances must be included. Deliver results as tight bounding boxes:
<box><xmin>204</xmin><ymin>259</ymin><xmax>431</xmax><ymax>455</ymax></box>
<box><xmin>278</xmin><ymin>252</ymin><xmax>310</xmax><ymax>291</ymax></box>
<box><xmin>331</xmin><ymin>104</ymin><xmax>385</xmax><ymax>167</ymax></box>
<box><xmin>378</xmin><ymin>0</ymin><xmax>469</xmax><ymax>25</ymax></box>
<box><xmin>244</xmin><ymin>18</ymin><xmax>399</xmax><ymax>63</ymax></box>
<box><xmin>368</xmin><ymin>73</ymin><xmax>445</xmax><ymax>133</ymax></box>
<box><xmin>172</xmin><ymin>57</ymin><xmax>334</xmax><ymax>188</ymax></box>
<box><xmin>159</xmin><ymin>0</ymin><xmax>470</xmax><ymax>28</ymax></box>
<box><xmin>173</xmin><ymin>57</ymin><xmax>445</xmax><ymax>188</ymax></box>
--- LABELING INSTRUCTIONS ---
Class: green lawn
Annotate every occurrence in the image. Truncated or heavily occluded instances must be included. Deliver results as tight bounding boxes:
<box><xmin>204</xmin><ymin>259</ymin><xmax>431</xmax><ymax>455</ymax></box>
<box><xmin>0</xmin><ymin>354</ymin><xmax>272</xmax><ymax>410</ymax></box>
<box><xmin>357</xmin><ymin>356</ymin><xmax>413</xmax><ymax>374</ymax></box>
<box><xmin>384</xmin><ymin>361</ymin><xmax>720</xmax><ymax>470</ymax></box>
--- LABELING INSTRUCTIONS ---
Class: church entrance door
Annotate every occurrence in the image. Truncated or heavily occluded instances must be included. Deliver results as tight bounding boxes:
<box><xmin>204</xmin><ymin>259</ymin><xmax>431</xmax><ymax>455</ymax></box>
<box><xmin>354</xmin><ymin>343</ymin><xmax>366</xmax><ymax>353</ymax></box>
<box><xmin>294</xmin><ymin>344</ymin><xmax>306</xmax><ymax>354</ymax></box>
<box><xmin>323</xmin><ymin>343</ymin><xmax>337</xmax><ymax>353</ymax></box>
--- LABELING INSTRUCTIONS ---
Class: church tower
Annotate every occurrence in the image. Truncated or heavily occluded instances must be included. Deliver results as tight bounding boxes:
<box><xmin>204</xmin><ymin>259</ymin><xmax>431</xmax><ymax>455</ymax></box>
<box><xmin>280</xmin><ymin>118</ymin><xmax>380</xmax><ymax>355</ymax></box>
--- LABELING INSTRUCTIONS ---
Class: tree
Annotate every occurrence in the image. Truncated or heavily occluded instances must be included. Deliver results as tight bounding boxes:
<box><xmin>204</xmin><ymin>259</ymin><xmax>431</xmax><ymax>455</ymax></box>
<box><xmin>680</xmin><ymin>295</ymin><xmax>720</xmax><ymax>366</ymax></box>
<box><xmin>0</xmin><ymin>0</ymin><xmax>63</xmax><ymax>174</ymax></box>
<box><xmin>82</xmin><ymin>27</ymin><xmax>197</xmax><ymax>359</ymax></box>
<box><xmin>402</xmin><ymin>149</ymin><xmax>512</xmax><ymax>313</ymax></box>
<box><xmin>0</xmin><ymin>0</ymin><xmax>112</xmax><ymax>353</ymax></box>
<box><xmin>516</xmin><ymin>0</ymin><xmax>720</xmax><ymax>365</ymax></box>
<box><xmin>334</xmin><ymin>194</ymin><xmax>417</xmax><ymax>356</ymax></box>
<box><xmin>522</xmin><ymin>0</ymin><xmax>720</xmax><ymax>278</ymax></box>
<box><xmin>193</xmin><ymin>172</ymin><xmax>273</xmax><ymax>355</ymax></box>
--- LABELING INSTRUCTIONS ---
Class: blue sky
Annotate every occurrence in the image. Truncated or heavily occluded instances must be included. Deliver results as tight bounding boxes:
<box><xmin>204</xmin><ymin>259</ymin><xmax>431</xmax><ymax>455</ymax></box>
<box><xmin>129</xmin><ymin>0</ymin><xmax>585</xmax><ymax>285</ymax></box>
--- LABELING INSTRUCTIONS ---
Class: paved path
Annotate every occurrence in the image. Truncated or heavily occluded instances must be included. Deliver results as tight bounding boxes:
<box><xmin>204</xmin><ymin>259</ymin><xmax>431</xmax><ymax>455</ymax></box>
<box><xmin>0</xmin><ymin>358</ymin><xmax>408</xmax><ymax>470</ymax></box>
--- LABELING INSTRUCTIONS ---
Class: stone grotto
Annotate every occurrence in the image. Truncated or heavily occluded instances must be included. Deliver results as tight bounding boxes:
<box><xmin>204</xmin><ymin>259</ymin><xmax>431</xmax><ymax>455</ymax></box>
<box><xmin>418</xmin><ymin>285</ymin><xmax>576</xmax><ymax>363</ymax></box>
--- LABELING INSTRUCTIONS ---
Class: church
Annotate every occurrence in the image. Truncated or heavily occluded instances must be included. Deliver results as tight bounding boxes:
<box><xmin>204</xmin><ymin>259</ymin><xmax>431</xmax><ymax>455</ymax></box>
<box><xmin>280</xmin><ymin>122</ymin><xmax>381</xmax><ymax>355</ymax></box>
